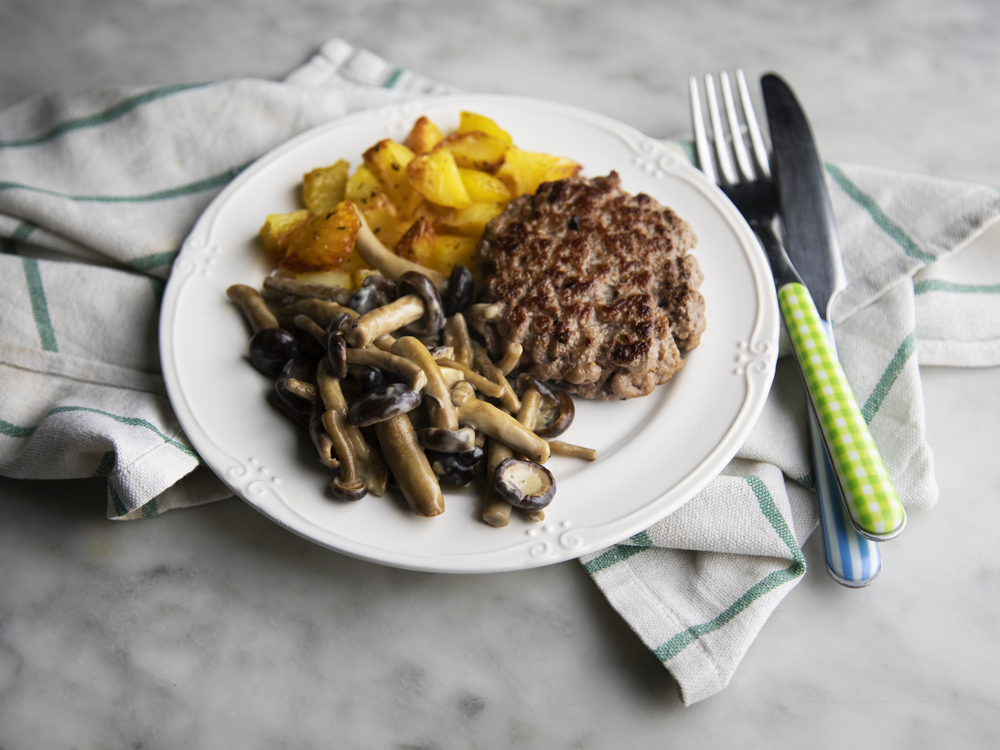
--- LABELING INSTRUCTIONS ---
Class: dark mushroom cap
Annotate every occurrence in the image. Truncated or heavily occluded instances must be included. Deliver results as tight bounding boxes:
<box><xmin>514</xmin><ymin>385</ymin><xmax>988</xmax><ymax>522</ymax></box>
<box><xmin>249</xmin><ymin>327</ymin><xmax>302</xmax><ymax>376</ymax></box>
<box><xmin>348</xmin><ymin>383</ymin><xmax>422</xmax><ymax>427</ymax></box>
<box><xmin>492</xmin><ymin>458</ymin><xmax>556</xmax><ymax>510</ymax></box>
<box><xmin>275</xmin><ymin>356</ymin><xmax>318</xmax><ymax>427</ymax></box>
<box><xmin>398</xmin><ymin>271</ymin><xmax>445</xmax><ymax>336</ymax></box>
<box><xmin>326</xmin><ymin>311</ymin><xmax>354</xmax><ymax>337</ymax></box>
<box><xmin>347</xmin><ymin>285</ymin><xmax>389</xmax><ymax>315</ymax></box>
<box><xmin>426</xmin><ymin>450</ymin><xmax>475</xmax><ymax>486</ymax></box>
<box><xmin>330</xmin><ymin>476</ymin><xmax>368</xmax><ymax>502</ymax></box>
<box><xmin>443</xmin><ymin>263</ymin><xmax>475</xmax><ymax>317</ymax></box>
<box><xmin>533</xmin><ymin>389</ymin><xmax>575</xmax><ymax>438</ymax></box>
<box><xmin>417</xmin><ymin>426</ymin><xmax>476</xmax><ymax>454</ymax></box>
<box><xmin>326</xmin><ymin>332</ymin><xmax>348</xmax><ymax>380</ymax></box>
<box><xmin>355</xmin><ymin>365</ymin><xmax>385</xmax><ymax>392</ymax></box>
<box><xmin>361</xmin><ymin>273</ymin><xmax>398</xmax><ymax>299</ymax></box>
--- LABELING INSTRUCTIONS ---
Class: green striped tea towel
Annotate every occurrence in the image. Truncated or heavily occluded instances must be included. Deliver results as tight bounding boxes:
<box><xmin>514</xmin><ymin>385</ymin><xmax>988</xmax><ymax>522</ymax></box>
<box><xmin>3</xmin><ymin>38</ymin><xmax>999</xmax><ymax>704</ymax></box>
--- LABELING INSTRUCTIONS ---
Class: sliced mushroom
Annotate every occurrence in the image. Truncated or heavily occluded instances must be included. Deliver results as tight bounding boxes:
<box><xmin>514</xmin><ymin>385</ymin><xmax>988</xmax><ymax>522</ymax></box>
<box><xmin>322</xmin><ymin>408</ymin><xmax>368</xmax><ymax>502</ymax></box>
<box><xmin>350</xmin><ymin>203</ymin><xmax>448</xmax><ymax>293</ymax></box>
<box><xmin>374</xmin><ymin>413</ymin><xmax>445</xmax><ymax>517</ymax></box>
<box><xmin>344</xmin><ymin>293</ymin><xmax>425</xmax><ymax>348</ymax></box>
<box><xmin>348</xmin><ymin>383</ymin><xmax>422</xmax><ymax>427</ymax></box>
<box><xmin>492</xmin><ymin>458</ymin><xmax>555</xmax><ymax>510</ymax></box>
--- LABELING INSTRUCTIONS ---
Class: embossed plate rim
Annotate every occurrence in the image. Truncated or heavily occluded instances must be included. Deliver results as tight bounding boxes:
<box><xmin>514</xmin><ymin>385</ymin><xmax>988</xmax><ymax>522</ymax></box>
<box><xmin>159</xmin><ymin>94</ymin><xmax>779</xmax><ymax>572</ymax></box>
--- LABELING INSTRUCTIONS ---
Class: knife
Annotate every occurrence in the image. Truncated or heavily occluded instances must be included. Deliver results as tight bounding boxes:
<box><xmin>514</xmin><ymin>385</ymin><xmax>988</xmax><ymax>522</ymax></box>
<box><xmin>761</xmin><ymin>73</ymin><xmax>906</xmax><ymax>542</ymax></box>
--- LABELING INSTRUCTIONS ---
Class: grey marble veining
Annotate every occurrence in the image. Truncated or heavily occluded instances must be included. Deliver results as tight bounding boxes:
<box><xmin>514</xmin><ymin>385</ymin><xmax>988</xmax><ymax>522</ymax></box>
<box><xmin>2</xmin><ymin>0</ymin><xmax>1000</xmax><ymax>746</ymax></box>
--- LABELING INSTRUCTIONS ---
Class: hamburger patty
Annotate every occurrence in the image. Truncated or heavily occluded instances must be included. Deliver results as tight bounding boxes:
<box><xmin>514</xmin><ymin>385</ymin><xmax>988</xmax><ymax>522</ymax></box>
<box><xmin>474</xmin><ymin>172</ymin><xmax>705</xmax><ymax>400</ymax></box>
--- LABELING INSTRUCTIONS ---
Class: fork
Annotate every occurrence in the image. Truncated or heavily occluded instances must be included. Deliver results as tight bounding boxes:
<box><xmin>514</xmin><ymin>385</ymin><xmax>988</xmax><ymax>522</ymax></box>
<box><xmin>688</xmin><ymin>71</ymin><xmax>882</xmax><ymax>587</ymax></box>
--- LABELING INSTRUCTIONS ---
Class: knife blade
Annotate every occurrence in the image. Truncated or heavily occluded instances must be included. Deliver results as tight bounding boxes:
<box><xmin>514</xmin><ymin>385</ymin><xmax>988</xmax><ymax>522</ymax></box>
<box><xmin>761</xmin><ymin>73</ymin><xmax>906</xmax><ymax>542</ymax></box>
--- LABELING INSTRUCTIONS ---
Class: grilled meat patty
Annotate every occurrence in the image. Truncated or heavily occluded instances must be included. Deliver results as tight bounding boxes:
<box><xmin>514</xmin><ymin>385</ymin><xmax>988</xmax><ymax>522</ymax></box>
<box><xmin>474</xmin><ymin>172</ymin><xmax>705</xmax><ymax>400</ymax></box>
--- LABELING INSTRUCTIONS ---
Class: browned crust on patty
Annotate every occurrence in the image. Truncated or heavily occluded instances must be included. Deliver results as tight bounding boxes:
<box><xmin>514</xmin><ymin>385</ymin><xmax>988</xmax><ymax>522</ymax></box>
<box><xmin>474</xmin><ymin>172</ymin><xmax>705</xmax><ymax>400</ymax></box>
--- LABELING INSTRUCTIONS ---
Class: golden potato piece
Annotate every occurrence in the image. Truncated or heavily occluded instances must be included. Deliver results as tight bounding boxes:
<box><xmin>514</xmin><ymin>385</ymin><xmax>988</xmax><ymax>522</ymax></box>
<box><xmin>345</xmin><ymin>164</ymin><xmax>381</xmax><ymax>209</ymax></box>
<box><xmin>403</xmin><ymin>116</ymin><xmax>445</xmax><ymax>154</ymax></box>
<box><xmin>296</xmin><ymin>252</ymin><xmax>375</xmax><ymax>290</ymax></box>
<box><xmin>302</xmin><ymin>159</ymin><xmax>350</xmax><ymax>215</ymax></box>
<box><xmin>260</xmin><ymin>209</ymin><xmax>310</xmax><ymax>259</ymax></box>
<box><xmin>278</xmin><ymin>201</ymin><xmax>362</xmax><ymax>273</ymax></box>
<box><xmin>459</xmin><ymin>168</ymin><xmax>511</xmax><ymax>203</ymax></box>
<box><xmin>429</xmin><ymin>234</ymin><xmax>479</xmax><ymax>280</ymax></box>
<box><xmin>406</xmin><ymin>150</ymin><xmax>473</xmax><ymax>209</ymax></box>
<box><xmin>435</xmin><ymin>202</ymin><xmax>505</xmax><ymax>237</ymax></box>
<box><xmin>458</xmin><ymin>112</ymin><xmax>512</xmax><ymax>146</ymax></box>
<box><xmin>363</xmin><ymin>139</ymin><xmax>423</xmax><ymax>215</ymax></box>
<box><xmin>435</xmin><ymin>132</ymin><xmax>508</xmax><ymax>172</ymax></box>
<box><xmin>361</xmin><ymin>191</ymin><xmax>414</xmax><ymax>249</ymax></box>
<box><xmin>394</xmin><ymin>217</ymin><xmax>437</xmax><ymax>268</ymax></box>
<box><xmin>496</xmin><ymin>147</ymin><xmax>582</xmax><ymax>197</ymax></box>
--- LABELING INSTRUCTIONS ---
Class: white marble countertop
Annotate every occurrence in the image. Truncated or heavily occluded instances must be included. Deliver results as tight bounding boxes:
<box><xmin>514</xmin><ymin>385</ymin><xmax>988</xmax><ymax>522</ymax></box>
<box><xmin>2</xmin><ymin>1</ymin><xmax>1000</xmax><ymax>746</ymax></box>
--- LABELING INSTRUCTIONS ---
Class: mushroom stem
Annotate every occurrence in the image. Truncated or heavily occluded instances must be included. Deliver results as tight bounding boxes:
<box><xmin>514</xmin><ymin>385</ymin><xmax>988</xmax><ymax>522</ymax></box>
<box><xmin>374</xmin><ymin>413</ymin><xmax>445</xmax><ymax>517</ymax></box>
<box><xmin>433</xmin><ymin>358</ymin><xmax>504</xmax><ymax>399</ymax></box>
<box><xmin>263</xmin><ymin>276</ymin><xmax>354</xmax><ymax>304</ymax></box>
<box><xmin>443</xmin><ymin>314</ymin><xmax>473</xmax><ymax>368</ymax></box>
<box><xmin>373</xmin><ymin>334</ymin><xmax>396</xmax><ymax>352</ymax></box>
<box><xmin>276</xmin><ymin>298</ymin><xmax>359</xmax><ymax>329</ymax></box>
<box><xmin>226</xmin><ymin>284</ymin><xmax>280</xmax><ymax>332</ymax></box>
<box><xmin>450</xmin><ymin>380</ymin><xmax>477</xmax><ymax>407</ymax></box>
<box><xmin>322</xmin><ymin>408</ymin><xmax>365</xmax><ymax>490</ymax></box>
<box><xmin>292</xmin><ymin>314</ymin><xmax>328</xmax><ymax>346</ymax></box>
<box><xmin>471</xmin><ymin>341</ymin><xmax>520</xmax><ymax>413</ymax></box>
<box><xmin>350</xmin><ymin>203</ymin><xmax>448</xmax><ymax>294</ymax></box>
<box><xmin>496</xmin><ymin>343</ymin><xmax>523</xmax><ymax>376</ymax></box>
<box><xmin>456</xmin><ymin>398</ymin><xmax>549</xmax><ymax>464</ymax></box>
<box><xmin>317</xmin><ymin>359</ymin><xmax>389</xmax><ymax>496</ymax></box>
<box><xmin>513</xmin><ymin>389</ymin><xmax>545</xmax><ymax>523</ymax></box>
<box><xmin>482</xmin><ymin>437</ymin><xmax>514</xmax><ymax>528</ymax></box>
<box><xmin>392</xmin><ymin>336</ymin><xmax>459</xmax><ymax>431</ymax></box>
<box><xmin>345</xmin><ymin>294</ymin><xmax>425</xmax><ymax>348</ymax></box>
<box><xmin>547</xmin><ymin>440</ymin><xmax>597</xmax><ymax>460</ymax></box>
<box><xmin>285</xmin><ymin>377</ymin><xmax>318</xmax><ymax>402</ymax></box>
<box><xmin>345</xmin><ymin>346</ymin><xmax>428</xmax><ymax>392</ymax></box>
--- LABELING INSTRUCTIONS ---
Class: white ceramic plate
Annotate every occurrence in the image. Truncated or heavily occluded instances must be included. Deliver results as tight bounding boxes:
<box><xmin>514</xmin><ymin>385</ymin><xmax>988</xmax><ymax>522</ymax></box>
<box><xmin>160</xmin><ymin>95</ymin><xmax>779</xmax><ymax>573</ymax></box>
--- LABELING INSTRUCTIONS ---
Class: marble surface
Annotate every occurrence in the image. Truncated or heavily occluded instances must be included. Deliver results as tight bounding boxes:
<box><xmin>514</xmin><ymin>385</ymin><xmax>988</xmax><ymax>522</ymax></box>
<box><xmin>2</xmin><ymin>0</ymin><xmax>1000</xmax><ymax>746</ymax></box>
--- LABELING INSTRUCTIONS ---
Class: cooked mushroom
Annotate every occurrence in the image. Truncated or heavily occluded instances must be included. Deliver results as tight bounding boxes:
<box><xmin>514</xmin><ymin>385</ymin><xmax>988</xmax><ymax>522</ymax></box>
<box><xmin>442</xmin><ymin>313</ymin><xmax>473</xmax><ymax>369</ymax></box>
<box><xmin>344</xmin><ymin>294</ymin><xmax>425</xmax><ymax>348</ymax></box>
<box><xmin>547</xmin><ymin>440</ymin><xmax>597</xmax><ymax>460</ymax></box>
<box><xmin>285</xmin><ymin>377</ymin><xmax>317</xmax><ymax>402</ymax></box>
<box><xmin>327</xmin><ymin>331</ymin><xmax>348</xmax><ymax>380</ymax></box>
<box><xmin>248</xmin><ymin>327</ymin><xmax>302</xmax><ymax>376</ymax></box>
<box><xmin>471</xmin><ymin>341</ymin><xmax>519</xmax><ymax>413</ymax></box>
<box><xmin>276</xmin><ymin>297</ymin><xmax>359</xmax><ymax>329</ymax></box>
<box><xmin>292</xmin><ymin>314</ymin><xmax>328</xmax><ymax>346</ymax></box>
<box><xmin>450</xmin><ymin>380</ymin><xmax>477</xmax><ymax>407</ymax></box>
<box><xmin>443</xmin><ymin>263</ymin><xmax>474</xmax><ymax>317</ymax></box>
<box><xmin>482</xmin><ymin>437</ymin><xmax>515</xmax><ymax>528</ymax></box>
<box><xmin>397</xmin><ymin>272</ymin><xmax>445</xmax><ymax>337</ymax></box>
<box><xmin>347</xmin><ymin>284</ymin><xmax>389</xmax><ymax>315</ymax></box>
<box><xmin>352</xmin><ymin>365</ymin><xmax>385</xmax><ymax>392</ymax></box>
<box><xmin>533</xmin><ymin>389</ymin><xmax>575</xmax><ymax>438</ymax></box>
<box><xmin>350</xmin><ymin>204</ymin><xmax>448</xmax><ymax>293</ymax></box>
<box><xmin>418</xmin><ymin>426</ymin><xmax>476</xmax><ymax>453</ymax></box>
<box><xmin>345</xmin><ymin>346</ymin><xmax>427</xmax><ymax>392</ymax></box>
<box><xmin>275</xmin><ymin>356</ymin><xmax>318</xmax><ymax>428</ymax></box>
<box><xmin>361</xmin><ymin>273</ymin><xmax>398</xmax><ymax>299</ymax></box>
<box><xmin>316</xmin><ymin>359</ymin><xmax>389</xmax><ymax>496</ymax></box>
<box><xmin>457</xmin><ymin>398</ymin><xmax>549</xmax><ymax>464</ymax></box>
<box><xmin>348</xmin><ymin>383</ymin><xmax>422</xmax><ymax>427</ymax></box>
<box><xmin>434</xmin><ymin>358</ymin><xmax>503</xmax><ymax>399</ymax></box>
<box><xmin>227</xmin><ymin>284</ymin><xmax>280</xmax><ymax>332</ymax></box>
<box><xmin>262</xmin><ymin>276</ymin><xmax>354</xmax><ymax>304</ymax></box>
<box><xmin>374</xmin><ymin>413</ymin><xmax>445</xmax><ymax>517</ymax></box>
<box><xmin>426</xmin><ymin>450</ymin><xmax>475</xmax><ymax>486</ymax></box>
<box><xmin>322</xmin><ymin>408</ymin><xmax>368</xmax><ymax>502</ymax></box>
<box><xmin>309</xmin><ymin>399</ymin><xmax>339</xmax><ymax>472</ymax></box>
<box><xmin>492</xmin><ymin>458</ymin><xmax>555</xmax><ymax>510</ymax></box>
<box><xmin>496</xmin><ymin>343</ymin><xmax>523</xmax><ymax>376</ymax></box>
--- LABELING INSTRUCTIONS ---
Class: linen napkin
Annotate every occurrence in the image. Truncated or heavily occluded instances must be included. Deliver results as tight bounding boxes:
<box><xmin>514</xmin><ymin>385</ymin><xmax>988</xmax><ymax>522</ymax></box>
<box><xmin>2</xmin><ymin>39</ymin><xmax>999</xmax><ymax>705</ymax></box>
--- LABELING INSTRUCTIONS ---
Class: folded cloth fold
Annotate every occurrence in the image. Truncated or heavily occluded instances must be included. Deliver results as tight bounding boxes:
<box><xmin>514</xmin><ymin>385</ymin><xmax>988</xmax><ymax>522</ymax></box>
<box><xmin>2</xmin><ymin>38</ymin><xmax>999</xmax><ymax>703</ymax></box>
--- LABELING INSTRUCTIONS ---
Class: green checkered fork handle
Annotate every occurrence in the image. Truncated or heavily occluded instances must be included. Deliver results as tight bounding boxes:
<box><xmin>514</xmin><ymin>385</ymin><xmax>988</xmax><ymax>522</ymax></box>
<box><xmin>778</xmin><ymin>282</ymin><xmax>906</xmax><ymax>539</ymax></box>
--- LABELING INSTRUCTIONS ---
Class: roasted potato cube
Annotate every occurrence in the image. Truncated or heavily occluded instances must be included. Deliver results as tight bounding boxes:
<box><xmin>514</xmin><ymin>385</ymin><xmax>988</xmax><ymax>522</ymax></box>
<box><xmin>403</xmin><ymin>116</ymin><xmax>445</xmax><ymax>154</ymax></box>
<box><xmin>435</xmin><ymin>202</ymin><xmax>505</xmax><ymax>237</ymax></box>
<box><xmin>345</xmin><ymin>164</ymin><xmax>382</xmax><ymax>209</ymax></box>
<box><xmin>435</xmin><ymin>132</ymin><xmax>508</xmax><ymax>172</ymax></box>
<box><xmin>296</xmin><ymin>252</ymin><xmax>374</xmax><ymax>290</ymax></box>
<box><xmin>361</xmin><ymin>191</ymin><xmax>414</xmax><ymax>249</ymax></box>
<box><xmin>363</xmin><ymin>139</ymin><xmax>423</xmax><ymax>215</ymax></box>
<box><xmin>259</xmin><ymin>209</ymin><xmax>310</xmax><ymax>259</ymax></box>
<box><xmin>459</xmin><ymin>168</ymin><xmax>511</xmax><ymax>203</ymax></box>
<box><xmin>406</xmin><ymin>150</ymin><xmax>473</xmax><ymax>209</ymax></box>
<box><xmin>429</xmin><ymin>234</ymin><xmax>480</xmax><ymax>280</ymax></box>
<box><xmin>458</xmin><ymin>112</ymin><xmax>513</xmax><ymax>146</ymax></box>
<box><xmin>496</xmin><ymin>147</ymin><xmax>582</xmax><ymax>197</ymax></box>
<box><xmin>277</xmin><ymin>201</ymin><xmax>361</xmax><ymax>273</ymax></box>
<box><xmin>302</xmin><ymin>160</ymin><xmax>350</xmax><ymax>215</ymax></box>
<box><xmin>394</xmin><ymin>217</ymin><xmax>437</xmax><ymax>267</ymax></box>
